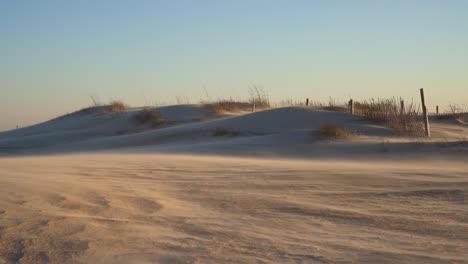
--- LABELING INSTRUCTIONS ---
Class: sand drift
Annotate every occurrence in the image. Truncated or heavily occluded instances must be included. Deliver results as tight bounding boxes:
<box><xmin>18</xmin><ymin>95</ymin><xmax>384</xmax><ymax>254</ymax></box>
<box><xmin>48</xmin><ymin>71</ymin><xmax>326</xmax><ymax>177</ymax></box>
<box><xmin>0</xmin><ymin>105</ymin><xmax>467</xmax><ymax>263</ymax></box>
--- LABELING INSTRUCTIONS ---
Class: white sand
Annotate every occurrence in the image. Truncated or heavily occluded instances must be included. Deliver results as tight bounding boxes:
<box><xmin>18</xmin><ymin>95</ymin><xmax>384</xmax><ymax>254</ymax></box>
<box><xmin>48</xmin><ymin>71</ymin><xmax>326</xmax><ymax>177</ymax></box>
<box><xmin>2</xmin><ymin>105</ymin><xmax>467</xmax><ymax>157</ymax></box>
<box><xmin>0</xmin><ymin>106</ymin><xmax>467</xmax><ymax>263</ymax></box>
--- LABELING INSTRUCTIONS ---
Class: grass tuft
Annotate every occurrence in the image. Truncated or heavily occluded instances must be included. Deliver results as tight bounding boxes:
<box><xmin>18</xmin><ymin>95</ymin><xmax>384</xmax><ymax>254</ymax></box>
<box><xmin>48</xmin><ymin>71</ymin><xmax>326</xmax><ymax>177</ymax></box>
<box><xmin>213</xmin><ymin>127</ymin><xmax>240</xmax><ymax>137</ymax></box>
<box><xmin>134</xmin><ymin>109</ymin><xmax>165</xmax><ymax>126</ymax></box>
<box><xmin>248</xmin><ymin>86</ymin><xmax>270</xmax><ymax>109</ymax></box>
<box><xmin>207</xmin><ymin>100</ymin><xmax>252</xmax><ymax>113</ymax></box>
<box><xmin>320</xmin><ymin>123</ymin><xmax>352</xmax><ymax>139</ymax></box>
<box><xmin>322</xmin><ymin>105</ymin><xmax>348</xmax><ymax>112</ymax></box>
<box><xmin>108</xmin><ymin>101</ymin><xmax>128</xmax><ymax>112</ymax></box>
<box><xmin>353</xmin><ymin>98</ymin><xmax>425</xmax><ymax>136</ymax></box>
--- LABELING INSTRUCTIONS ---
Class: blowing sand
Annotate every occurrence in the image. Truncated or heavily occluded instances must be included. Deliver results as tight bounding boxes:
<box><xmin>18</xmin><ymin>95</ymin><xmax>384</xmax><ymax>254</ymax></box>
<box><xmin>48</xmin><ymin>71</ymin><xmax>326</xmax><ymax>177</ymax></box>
<box><xmin>1</xmin><ymin>106</ymin><xmax>467</xmax><ymax>263</ymax></box>
<box><xmin>0</xmin><ymin>153</ymin><xmax>467</xmax><ymax>263</ymax></box>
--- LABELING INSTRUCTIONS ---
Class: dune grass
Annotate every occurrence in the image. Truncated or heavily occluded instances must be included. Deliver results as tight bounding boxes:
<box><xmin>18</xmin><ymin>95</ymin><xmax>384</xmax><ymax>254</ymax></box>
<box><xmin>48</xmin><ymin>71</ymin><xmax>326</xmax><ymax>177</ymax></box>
<box><xmin>322</xmin><ymin>105</ymin><xmax>348</xmax><ymax>112</ymax></box>
<box><xmin>248</xmin><ymin>86</ymin><xmax>270</xmax><ymax>109</ymax></box>
<box><xmin>213</xmin><ymin>127</ymin><xmax>240</xmax><ymax>137</ymax></box>
<box><xmin>353</xmin><ymin>98</ymin><xmax>425</xmax><ymax>136</ymax></box>
<box><xmin>320</xmin><ymin>123</ymin><xmax>352</xmax><ymax>139</ymax></box>
<box><xmin>134</xmin><ymin>109</ymin><xmax>166</xmax><ymax>126</ymax></box>
<box><xmin>74</xmin><ymin>91</ymin><xmax>446</xmax><ymax>138</ymax></box>
<box><xmin>107</xmin><ymin>101</ymin><xmax>128</xmax><ymax>112</ymax></box>
<box><xmin>206</xmin><ymin>86</ymin><xmax>271</xmax><ymax>114</ymax></box>
<box><xmin>207</xmin><ymin>100</ymin><xmax>252</xmax><ymax>113</ymax></box>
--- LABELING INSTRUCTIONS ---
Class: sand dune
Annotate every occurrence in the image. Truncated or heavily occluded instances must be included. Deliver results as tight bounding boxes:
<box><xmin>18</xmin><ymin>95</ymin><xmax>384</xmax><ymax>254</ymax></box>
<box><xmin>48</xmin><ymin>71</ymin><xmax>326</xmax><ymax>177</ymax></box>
<box><xmin>2</xmin><ymin>105</ymin><xmax>467</xmax><ymax>157</ymax></box>
<box><xmin>0</xmin><ymin>104</ymin><xmax>213</xmax><ymax>153</ymax></box>
<box><xmin>1</xmin><ymin>106</ymin><xmax>467</xmax><ymax>263</ymax></box>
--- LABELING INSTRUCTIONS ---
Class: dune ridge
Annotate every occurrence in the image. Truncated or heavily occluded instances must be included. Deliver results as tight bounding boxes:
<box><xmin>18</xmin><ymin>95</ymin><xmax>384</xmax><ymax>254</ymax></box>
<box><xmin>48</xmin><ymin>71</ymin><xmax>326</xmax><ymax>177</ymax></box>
<box><xmin>1</xmin><ymin>105</ymin><xmax>467</xmax><ymax>263</ymax></box>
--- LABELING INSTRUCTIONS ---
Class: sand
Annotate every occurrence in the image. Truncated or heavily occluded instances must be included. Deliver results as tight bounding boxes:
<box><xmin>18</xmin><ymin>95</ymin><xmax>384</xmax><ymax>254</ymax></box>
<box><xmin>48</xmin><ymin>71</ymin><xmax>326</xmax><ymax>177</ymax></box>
<box><xmin>1</xmin><ymin>106</ymin><xmax>467</xmax><ymax>263</ymax></box>
<box><xmin>0</xmin><ymin>154</ymin><xmax>467</xmax><ymax>263</ymax></box>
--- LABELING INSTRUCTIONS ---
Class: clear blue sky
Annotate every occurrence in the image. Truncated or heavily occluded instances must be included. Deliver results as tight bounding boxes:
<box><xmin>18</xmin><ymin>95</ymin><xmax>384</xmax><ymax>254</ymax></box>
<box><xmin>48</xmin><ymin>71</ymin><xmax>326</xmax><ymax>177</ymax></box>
<box><xmin>1</xmin><ymin>0</ymin><xmax>467</xmax><ymax>130</ymax></box>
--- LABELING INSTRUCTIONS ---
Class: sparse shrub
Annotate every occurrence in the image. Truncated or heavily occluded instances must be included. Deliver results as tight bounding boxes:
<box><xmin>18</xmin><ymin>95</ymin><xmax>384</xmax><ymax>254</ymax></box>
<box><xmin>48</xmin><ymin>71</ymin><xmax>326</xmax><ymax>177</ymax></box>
<box><xmin>353</xmin><ymin>97</ymin><xmax>425</xmax><ymax>136</ymax></box>
<box><xmin>248</xmin><ymin>86</ymin><xmax>270</xmax><ymax>109</ymax></box>
<box><xmin>108</xmin><ymin>101</ymin><xmax>128</xmax><ymax>112</ymax></box>
<box><xmin>321</xmin><ymin>98</ymin><xmax>348</xmax><ymax>112</ymax></box>
<box><xmin>275</xmin><ymin>99</ymin><xmax>325</xmax><ymax>107</ymax></box>
<box><xmin>204</xmin><ymin>87</ymin><xmax>270</xmax><ymax>113</ymax></box>
<box><xmin>213</xmin><ymin>127</ymin><xmax>240</xmax><ymax>137</ymax></box>
<box><xmin>322</xmin><ymin>105</ymin><xmax>348</xmax><ymax>112</ymax></box>
<box><xmin>134</xmin><ymin>109</ymin><xmax>165</xmax><ymax>126</ymax></box>
<box><xmin>448</xmin><ymin>103</ymin><xmax>464</xmax><ymax>115</ymax></box>
<box><xmin>175</xmin><ymin>96</ymin><xmax>190</xmax><ymax>105</ymax></box>
<box><xmin>276</xmin><ymin>99</ymin><xmax>302</xmax><ymax>107</ymax></box>
<box><xmin>208</xmin><ymin>100</ymin><xmax>252</xmax><ymax>113</ymax></box>
<box><xmin>320</xmin><ymin>123</ymin><xmax>351</xmax><ymax>139</ymax></box>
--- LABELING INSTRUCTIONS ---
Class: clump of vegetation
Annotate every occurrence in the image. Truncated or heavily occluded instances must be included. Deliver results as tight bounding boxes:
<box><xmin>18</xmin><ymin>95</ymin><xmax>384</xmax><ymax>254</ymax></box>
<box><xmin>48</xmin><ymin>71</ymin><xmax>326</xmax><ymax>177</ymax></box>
<box><xmin>108</xmin><ymin>101</ymin><xmax>128</xmax><ymax>112</ymax></box>
<box><xmin>353</xmin><ymin>97</ymin><xmax>425</xmax><ymax>136</ymax></box>
<box><xmin>447</xmin><ymin>103</ymin><xmax>465</xmax><ymax>115</ymax></box>
<box><xmin>175</xmin><ymin>95</ymin><xmax>191</xmax><ymax>105</ymax></box>
<box><xmin>203</xmin><ymin>86</ymin><xmax>270</xmax><ymax>113</ymax></box>
<box><xmin>320</xmin><ymin>123</ymin><xmax>352</xmax><ymax>139</ymax></box>
<box><xmin>213</xmin><ymin>127</ymin><xmax>240</xmax><ymax>137</ymax></box>
<box><xmin>74</xmin><ymin>105</ymin><xmax>105</xmax><ymax>115</ymax></box>
<box><xmin>134</xmin><ymin>109</ymin><xmax>165</xmax><ymax>126</ymax></box>
<box><xmin>322</xmin><ymin>105</ymin><xmax>348</xmax><ymax>112</ymax></box>
<box><xmin>207</xmin><ymin>100</ymin><xmax>252</xmax><ymax>113</ymax></box>
<box><xmin>320</xmin><ymin>98</ymin><xmax>348</xmax><ymax>112</ymax></box>
<box><xmin>248</xmin><ymin>86</ymin><xmax>270</xmax><ymax>109</ymax></box>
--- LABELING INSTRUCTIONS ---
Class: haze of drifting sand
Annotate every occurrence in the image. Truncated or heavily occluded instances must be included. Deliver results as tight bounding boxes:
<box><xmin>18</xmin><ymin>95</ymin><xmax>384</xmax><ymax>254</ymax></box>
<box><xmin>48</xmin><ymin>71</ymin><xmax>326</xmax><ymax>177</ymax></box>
<box><xmin>0</xmin><ymin>105</ymin><xmax>467</xmax><ymax>263</ymax></box>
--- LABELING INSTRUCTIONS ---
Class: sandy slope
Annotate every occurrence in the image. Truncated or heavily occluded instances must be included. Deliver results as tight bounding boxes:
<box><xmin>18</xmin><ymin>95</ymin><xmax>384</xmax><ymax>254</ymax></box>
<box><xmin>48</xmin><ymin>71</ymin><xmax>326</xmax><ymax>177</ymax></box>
<box><xmin>0</xmin><ymin>105</ymin><xmax>401</xmax><ymax>156</ymax></box>
<box><xmin>1</xmin><ymin>106</ymin><xmax>467</xmax><ymax>263</ymax></box>
<box><xmin>0</xmin><ymin>104</ymin><xmax>213</xmax><ymax>153</ymax></box>
<box><xmin>0</xmin><ymin>154</ymin><xmax>467</xmax><ymax>264</ymax></box>
<box><xmin>1</xmin><ymin>105</ymin><xmax>467</xmax><ymax>159</ymax></box>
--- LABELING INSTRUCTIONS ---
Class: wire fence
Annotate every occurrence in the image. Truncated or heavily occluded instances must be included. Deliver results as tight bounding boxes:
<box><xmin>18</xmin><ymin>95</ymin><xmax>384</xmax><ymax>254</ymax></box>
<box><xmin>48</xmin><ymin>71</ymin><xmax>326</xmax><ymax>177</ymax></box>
<box><xmin>430</xmin><ymin>112</ymin><xmax>468</xmax><ymax>123</ymax></box>
<box><xmin>350</xmin><ymin>98</ymin><xmax>427</xmax><ymax>137</ymax></box>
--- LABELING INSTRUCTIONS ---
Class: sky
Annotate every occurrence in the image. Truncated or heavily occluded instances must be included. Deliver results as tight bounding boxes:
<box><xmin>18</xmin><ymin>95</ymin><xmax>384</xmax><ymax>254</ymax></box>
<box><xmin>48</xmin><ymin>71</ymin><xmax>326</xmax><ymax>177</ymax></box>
<box><xmin>1</xmin><ymin>0</ymin><xmax>467</xmax><ymax>131</ymax></box>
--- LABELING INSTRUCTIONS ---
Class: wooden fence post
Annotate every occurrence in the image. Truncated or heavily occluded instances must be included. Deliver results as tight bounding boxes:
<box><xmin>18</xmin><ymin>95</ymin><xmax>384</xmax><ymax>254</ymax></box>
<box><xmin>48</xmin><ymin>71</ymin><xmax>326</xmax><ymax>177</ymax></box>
<box><xmin>400</xmin><ymin>100</ymin><xmax>407</xmax><ymax>130</ymax></box>
<box><xmin>436</xmin><ymin>105</ymin><xmax>439</xmax><ymax>115</ymax></box>
<box><xmin>420</xmin><ymin>88</ymin><xmax>431</xmax><ymax>137</ymax></box>
<box><xmin>252</xmin><ymin>103</ymin><xmax>256</xmax><ymax>112</ymax></box>
<box><xmin>306</xmin><ymin>98</ymin><xmax>309</xmax><ymax>106</ymax></box>
<box><xmin>349</xmin><ymin>99</ymin><xmax>354</xmax><ymax>114</ymax></box>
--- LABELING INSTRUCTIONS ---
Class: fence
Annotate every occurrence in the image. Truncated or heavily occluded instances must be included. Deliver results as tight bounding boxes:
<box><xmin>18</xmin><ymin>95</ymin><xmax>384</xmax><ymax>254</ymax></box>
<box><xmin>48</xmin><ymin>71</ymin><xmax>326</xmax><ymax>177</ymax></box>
<box><xmin>297</xmin><ymin>97</ymin><xmax>427</xmax><ymax>136</ymax></box>
<box><xmin>301</xmin><ymin>91</ymin><xmax>465</xmax><ymax>137</ymax></box>
<box><xmin>430</xmin><ymin>112</ymin><xmax>468</xmax><ymax>123</ymax></box>
<box><xmin>351</xmin><ymin>101</ymin><xmax>427</xmax><ymax>137</ymax></box>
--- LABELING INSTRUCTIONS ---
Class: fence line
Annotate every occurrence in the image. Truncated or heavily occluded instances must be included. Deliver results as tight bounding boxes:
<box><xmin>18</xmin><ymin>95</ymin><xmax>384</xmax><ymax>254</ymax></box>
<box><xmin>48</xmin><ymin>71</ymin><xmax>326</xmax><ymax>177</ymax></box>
<box><xmin>352</xmin><ymin>106</ymin><xmax>427</xmax><ymax>137</ymax></box>
<box><xmin>430</xmin><ymin>112</ymin><xmax>468</xmax><ymax>123</ymax></box>
<box><xmin>343</xmin><ymin>97</ymin><xmax>427</xmax><ymax>137</ymax></box>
